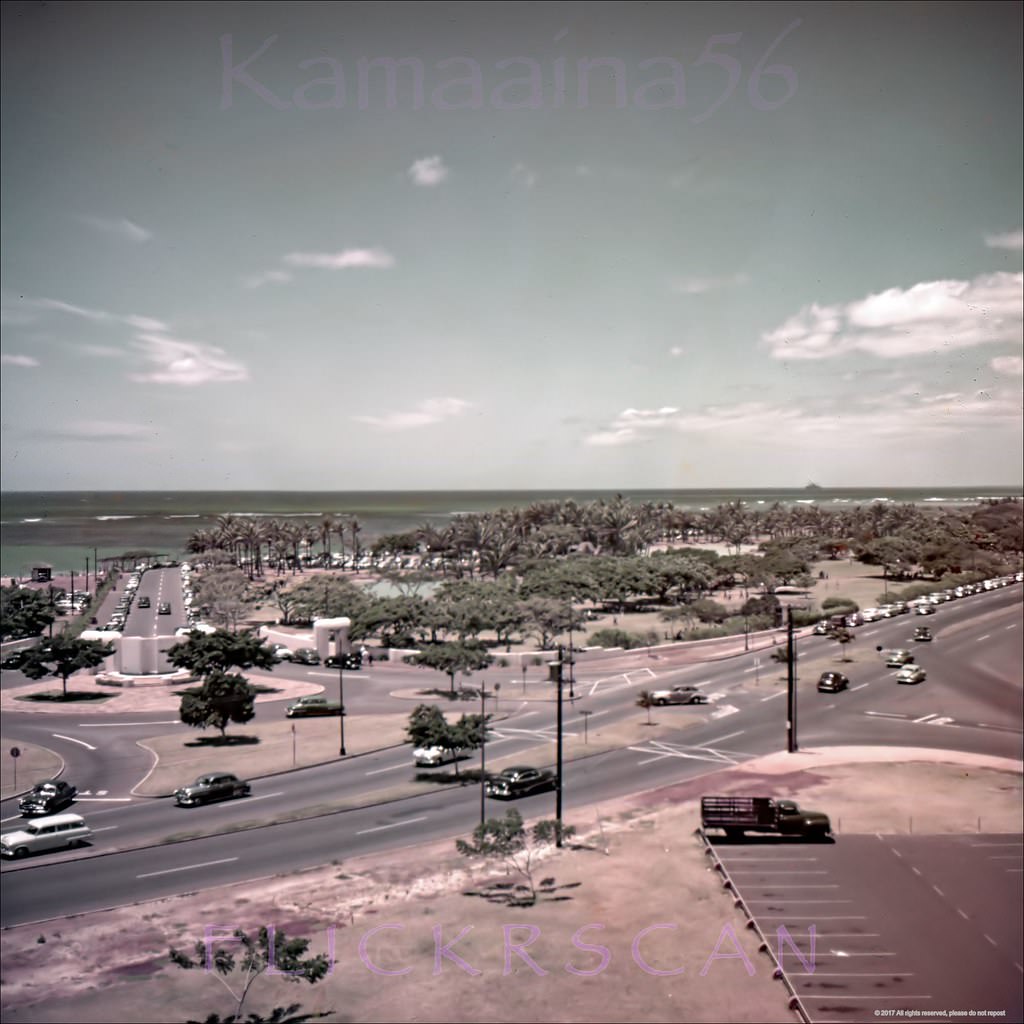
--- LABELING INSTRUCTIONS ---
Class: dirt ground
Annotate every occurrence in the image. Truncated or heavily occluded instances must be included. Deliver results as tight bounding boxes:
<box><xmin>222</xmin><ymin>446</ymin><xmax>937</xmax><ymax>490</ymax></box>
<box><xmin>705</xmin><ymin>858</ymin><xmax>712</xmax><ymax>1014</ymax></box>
<box><xmin>2</xmin><ymin>760</ymin><xmax>1019</xmax><ymax>1024</ymax></box>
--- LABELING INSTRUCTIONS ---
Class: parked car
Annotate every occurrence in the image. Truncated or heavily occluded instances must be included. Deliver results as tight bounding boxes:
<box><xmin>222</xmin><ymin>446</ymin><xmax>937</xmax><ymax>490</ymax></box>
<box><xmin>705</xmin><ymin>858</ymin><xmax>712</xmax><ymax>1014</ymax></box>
<box><xmin>485</xmin><ymin>766</ymin><xmax>556</xmax><ymax>800</ymax></box>
<box><xmin>817</xmin><ymin>671</ymin><xmax>850</xmax><ymax>694</ymax></box>
<box><xmin>291</xmin><ymin>648</ymin><xmax>320</xmax><ymax>665</ymax></box>
<box><xmin>886</xmin><ymin>649</ymin><xmax>915</xmax><ymax>667</ymax></box>
<box><xmin>913</xmin><ymin>626</ymin><xmax>933</xmax><ymax>642</ymax></box>
<box><xmin>1</xmin><ymin>650</ymin><xmax>29</xmax><ymax>670</ymax></box>
<box><xmin>174</xmin><ymin>773</ymin><xmax>251</xmax><ymax>807</ymax></box>
<box><xmin>896</xmin><ymin>665</ymin><xmax>927</xmax><ymax>685</ymax></box>
<box><xmin>325</xmin><ymin>652</ymin><xmax>363</xmax><ymax>670</ymax></box>
<box><xmin>137</xmin><ymin>596</ymin><xmax>151</xmax><ymax>608</ymax></box>
<box><xmin>0</xmin><ymin>813</ymin><xmax>92</xmax><ymax>858</ymax></box>
<box><xmin>915</xmin><ymin>602</ymin><xmax>936</xmax><ymax>615</ymax></box>
<box><xmin>812</xmin><ymin>621</ymin><xmax>830</xmax><ymax>636</ymax></box>
<box><xmin>19</xmin><ymin>779</ymin><xmax>78</xmax><ymax>816</ymax></box>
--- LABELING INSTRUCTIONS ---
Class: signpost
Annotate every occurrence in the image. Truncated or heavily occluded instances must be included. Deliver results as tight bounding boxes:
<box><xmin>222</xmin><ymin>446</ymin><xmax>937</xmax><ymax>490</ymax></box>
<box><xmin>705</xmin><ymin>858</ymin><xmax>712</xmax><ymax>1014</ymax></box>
<box><xmin>10</xmin><ymin>746</ymin><xmax>21</xmax><ymax>791</ymax></box>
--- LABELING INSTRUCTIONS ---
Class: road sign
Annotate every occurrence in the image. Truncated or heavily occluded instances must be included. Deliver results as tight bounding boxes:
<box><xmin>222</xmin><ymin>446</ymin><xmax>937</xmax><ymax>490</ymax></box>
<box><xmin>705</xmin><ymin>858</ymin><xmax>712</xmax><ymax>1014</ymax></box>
<box><xmin>10</xmin><ymin>747</ymin><xmax>20</xmax><ymax>758</ymax></box>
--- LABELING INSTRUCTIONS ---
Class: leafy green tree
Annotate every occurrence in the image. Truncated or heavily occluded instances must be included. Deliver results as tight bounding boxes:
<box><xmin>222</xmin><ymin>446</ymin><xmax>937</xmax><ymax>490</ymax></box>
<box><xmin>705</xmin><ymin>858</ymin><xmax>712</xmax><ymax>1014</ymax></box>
<box><xmin>0</xmin><ymin>585</ymin><xmax>57</xmax><ymax>640</ymax></box>
<box><xmin>179</xmin><ymin>670</ymin><xmax>257</xmax><ymax>739</ymax></box>
<box><xmin>167</xmin><ymin>629</ymin><xmax>277</xmax><ymax>677</ymax></box>
<box><xmin>455</xmin><ymin>808</ymin><xmax>576</xmax><ymax>906</ymax></box>
<box><xmin>403</xmin><ymin>641</ymin><xmax>492</xmax><ymax>693</ymax></box>
<box><xmin>19</xmin><ymin>633</ymin><xmax>115</xmax><ymax>697</ymax></box>
<box><xmin>690</xmin><ymin>598</ymin><xmax>729</xmax><ymax>624</ymax></box>
<box><xmin>169</xmin><ymin>926</ymin><xmax>331</xmax><ymax>1024</ymax></box>
<box><xmin>405</xmin><ymin>703</ymin><xmax>488</xmax><ymax>777</ymax></box>
<box><xmin>193</xmin><ymin>566</ymin><xmax>252</xmax><ymax>631</ymax></box>
<box><xmin>520</xmin><ymin>597</ymin><xmax>582</xmax><ymax>650</ymax></box>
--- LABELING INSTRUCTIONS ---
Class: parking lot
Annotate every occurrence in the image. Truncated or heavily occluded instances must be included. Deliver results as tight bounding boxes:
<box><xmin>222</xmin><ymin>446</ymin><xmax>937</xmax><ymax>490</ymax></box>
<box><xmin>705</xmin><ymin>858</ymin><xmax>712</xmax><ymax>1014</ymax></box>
<box><xmin>710</xmin><ymin>834</ymin><xmax>1023</xmax><ymax>1023</ymax></box>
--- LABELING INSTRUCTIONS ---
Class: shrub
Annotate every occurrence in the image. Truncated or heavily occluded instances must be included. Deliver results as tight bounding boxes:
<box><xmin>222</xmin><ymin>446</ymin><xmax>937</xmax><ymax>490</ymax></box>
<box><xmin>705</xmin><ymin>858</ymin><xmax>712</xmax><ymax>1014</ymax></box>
<box><xmin>821</xmin><ymin>596</ymin><xmax>858</xmax><ymax>613</ymax></box>
<box><xmin>587</xmin><ymin>628</ymin><xmax>648</xmax><ymax>649</ymax></box>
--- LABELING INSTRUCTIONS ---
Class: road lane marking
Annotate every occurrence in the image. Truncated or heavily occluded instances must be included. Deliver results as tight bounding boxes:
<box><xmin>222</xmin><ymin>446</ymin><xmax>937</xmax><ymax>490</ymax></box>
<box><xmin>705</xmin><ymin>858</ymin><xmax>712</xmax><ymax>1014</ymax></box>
<box><xmin>851</xmin><ymin>683</ymin><xmax>869</xmax><ymax>691</ymax></box>
<box><xmin>90</xmin><ymin>826</ymin><xmax>119</xmax><ymax>833</ymax></box>
<box><xmin>243</xmin><ymin>792</ymin><xmax>284</xmax><ymax>803</ymax></box>
<box><xmin>760</xmin><ymin>691</ymin><xmax>787</xmax><ymax>702</ymax></box>
<box><xmin>51</xmin><ymin>734</ymin><xmax>96</xmax><ymax>750</ymax></box>
<box><xmin>984</xmin><ymin>934</ymin><xmax>998</xmax><ymax>947</ymax></box>
<box><xmin>957</xmin><ymin>908</ymin><xmax>969</xmax><ymax>919</ymax></box>
<box><xmin>356</xmin><ymin>816</ymin><xmax>428</xmax><ymax>836</ymax></box>
<box><xmin>932</xmin><ymin>885</ymin><xmax>944</xmax><ymax>896</ymax></box>
<box><xmin>365</xmin><ymin>764</ymin><xmax>411</xmax><ymax>775</ymax></box>
<box><xmin>76</xmin><ymin>797</ymin><xmax>132</xmax><ymax>803</ymax></box>
<box><xmin>865</xmin><ymin>711</ymin><xmax>908</xmax><ymax>719</ymax></box>
<box><xmin>698</xmin><ymin>730</ymin><xmax>745</xmax><ymax>747</ymax></box>
<box><xmin>138</xmin><ymin>857</ymin><xmax>239</xmax><ymax>878</ymax></box>
<box><xmin>913</xmin><ymin>713</ymin><xmax>938</xmax><ymax>723</ymax></box>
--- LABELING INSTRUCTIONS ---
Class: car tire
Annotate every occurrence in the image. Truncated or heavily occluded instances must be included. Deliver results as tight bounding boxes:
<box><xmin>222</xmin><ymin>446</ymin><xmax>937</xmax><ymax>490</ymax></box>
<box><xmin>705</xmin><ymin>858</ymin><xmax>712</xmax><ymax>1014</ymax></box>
<box><xmin>13</xmin><ymin>847</ymin><xmax>29</xmax><ymax>858</ymax></box>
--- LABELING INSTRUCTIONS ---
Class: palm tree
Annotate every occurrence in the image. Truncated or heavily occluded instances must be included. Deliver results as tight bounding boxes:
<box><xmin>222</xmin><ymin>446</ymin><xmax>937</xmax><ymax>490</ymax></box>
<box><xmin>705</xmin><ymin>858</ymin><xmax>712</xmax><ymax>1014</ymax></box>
<box><xmin>319</xmin><ymin>515</ymin><xmax>336</xmax><ymax>565</ymax></box>
<box><xmin>636</xmin><ymin>689</ymin><xmax>656</xmax><ymax>726</ymax></box>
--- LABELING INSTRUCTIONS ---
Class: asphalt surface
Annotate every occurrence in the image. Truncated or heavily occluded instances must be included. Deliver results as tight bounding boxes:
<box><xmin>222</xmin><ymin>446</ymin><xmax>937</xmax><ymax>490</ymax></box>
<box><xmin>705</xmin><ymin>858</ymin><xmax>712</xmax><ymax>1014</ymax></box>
<box><xmin>710</xmin><ymin>833</ymin><xmax>1023</xmax><ymax>1023</ymax></box>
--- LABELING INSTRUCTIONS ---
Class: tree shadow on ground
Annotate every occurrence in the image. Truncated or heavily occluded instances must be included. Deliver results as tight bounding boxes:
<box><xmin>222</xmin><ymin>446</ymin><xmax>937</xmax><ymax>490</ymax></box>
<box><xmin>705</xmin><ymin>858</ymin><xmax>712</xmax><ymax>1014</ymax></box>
<box><xmin>461</xmin><ymin>878</ymin><xmax>582</xmax><ymax>908</ymax></box>
<box><xmin>413</xmin><ymin>766</ymin><xmax>485</xmax><ymax>785</ymax></box>
<box><xmin>183</xmin><ymin>734</ymin><xmax>261</xmax><ymax>747</ymax></box>
<box><xmin>17</xmin><ymin>691</ymin><xmax>113</xmax><ymax>703</ymax></box>
<box><xmin>415</xmin><ymin>688</ymin><xmax>478</xmax><ymax>702</ymax></box>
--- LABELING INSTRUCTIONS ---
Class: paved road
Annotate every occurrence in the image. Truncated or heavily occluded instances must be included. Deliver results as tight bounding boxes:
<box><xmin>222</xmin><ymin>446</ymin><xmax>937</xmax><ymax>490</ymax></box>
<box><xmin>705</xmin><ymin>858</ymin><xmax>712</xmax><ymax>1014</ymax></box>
<box><xmin>0</xmin><ymin>582</ymin><xmax>1020</xmax><ymax>930</ymax></box>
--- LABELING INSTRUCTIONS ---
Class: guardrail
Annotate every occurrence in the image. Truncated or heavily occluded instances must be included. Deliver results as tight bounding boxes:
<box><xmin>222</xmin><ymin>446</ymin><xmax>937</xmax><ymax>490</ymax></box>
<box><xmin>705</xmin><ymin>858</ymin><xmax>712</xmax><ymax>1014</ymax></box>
<box><xmin>695</xmin><ymin>826</ymin><xmax>812</xmax><ymax>1024</ymax></box>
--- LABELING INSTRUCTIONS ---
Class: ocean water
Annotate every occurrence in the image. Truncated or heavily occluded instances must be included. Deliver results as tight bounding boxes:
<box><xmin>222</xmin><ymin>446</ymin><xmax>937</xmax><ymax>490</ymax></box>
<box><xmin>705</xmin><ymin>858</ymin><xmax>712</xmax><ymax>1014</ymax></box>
<box><xmin>1</xmin><ymin>488</ymin><xmax>1020</xmax><ymax>579</ymax></box>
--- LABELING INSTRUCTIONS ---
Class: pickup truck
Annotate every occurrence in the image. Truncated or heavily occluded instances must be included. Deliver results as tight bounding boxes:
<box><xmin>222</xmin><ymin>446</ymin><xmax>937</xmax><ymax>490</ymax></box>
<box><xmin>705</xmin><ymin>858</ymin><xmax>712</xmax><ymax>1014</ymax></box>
<box><xmin>649</xmin><ymin>685</ymin><xmax>707</xmax><ymax>706</ymax></box>
<box><xmin>701</xmin><ymin>795</ymin><xmax>832</xmax><ymax>839</ymax></box>
<box><xmin>285</xmin><ymin>695</ymin><xmax>342</xmax><ymax>717</ymax></box>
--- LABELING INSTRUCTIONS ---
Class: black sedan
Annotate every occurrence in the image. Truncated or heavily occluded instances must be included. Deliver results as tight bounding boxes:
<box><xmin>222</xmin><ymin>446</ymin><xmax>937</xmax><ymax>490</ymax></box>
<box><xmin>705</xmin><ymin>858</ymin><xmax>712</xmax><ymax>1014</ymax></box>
<box><xmin>19</xmin><ymin>779</ymin><xmax>78</xmax><ymax>816</ymax></box>
<box><xmin>485</xmin><ymin>766</ymin><xmax>556</xmax><ymax>800</ymax></box>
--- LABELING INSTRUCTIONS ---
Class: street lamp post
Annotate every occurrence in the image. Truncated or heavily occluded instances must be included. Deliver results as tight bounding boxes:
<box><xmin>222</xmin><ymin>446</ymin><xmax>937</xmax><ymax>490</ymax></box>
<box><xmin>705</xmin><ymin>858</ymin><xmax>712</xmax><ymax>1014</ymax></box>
<box><xmin>555</xmin><ymin>645</ymin><xmax>564</xmax><ymax>848</ymax></box>
<box><xmin>580</xmin><ymin>709</ymin><xmax>592</xmax><ymax>744</ymax></box>
<box><xmin>494</xmin><ymin>681</ymin><xmax>500</xmax><ymax>712</ymax></box>
<box><xmin>338</xmin><ymin>658</ymin><xmax>346</xmax><ymax>756</ymax></box>
<box><xmin>744</xmin><ymin>615</ymin><xmax>750</xmax><ymax>651</ymax></box>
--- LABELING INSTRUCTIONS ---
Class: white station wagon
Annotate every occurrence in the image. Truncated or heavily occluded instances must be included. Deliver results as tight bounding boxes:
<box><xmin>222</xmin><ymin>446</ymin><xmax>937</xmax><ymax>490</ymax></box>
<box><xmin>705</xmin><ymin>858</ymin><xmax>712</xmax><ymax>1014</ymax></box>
<box><xmin>0</xmin><ymin>812</ymin><xmax>92</xmax><ymax>858</ymax></box>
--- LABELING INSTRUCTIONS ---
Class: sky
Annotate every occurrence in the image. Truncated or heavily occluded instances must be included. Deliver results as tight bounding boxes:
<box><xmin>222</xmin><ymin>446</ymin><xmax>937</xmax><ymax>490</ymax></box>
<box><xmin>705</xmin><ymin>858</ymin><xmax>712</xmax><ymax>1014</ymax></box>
<box><xmin>1</xmin><ymin>1</ymin><xmax>1022</xmax><ymax>491</ymax></box>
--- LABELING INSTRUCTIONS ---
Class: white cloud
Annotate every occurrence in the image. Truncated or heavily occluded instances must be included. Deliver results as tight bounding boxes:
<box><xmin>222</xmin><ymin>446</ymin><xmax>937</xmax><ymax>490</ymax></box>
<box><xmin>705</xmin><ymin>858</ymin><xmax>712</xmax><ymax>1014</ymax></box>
<box><xmin>510</xmin><ymin>163</ymin><xmax>538</xmax><ymax>188</ymax></box>
<box><xmin>78</xmin><ymin>215</ymin><xmax>152</xmax><ymax>242</ymax></box>
<box><xmin>30</xmin><ymin>298</ymin><xmax>170</xmax><ymax>333</ymax></box>
<box><xmin>129</xmin><ymin>334</ymin><xmax>249</xmax><ymax>386</ymax></box>
<box><xmin>985</xmin><ymin>228</ymin><xmax>1023</xmax><ymax>251</ymax></box>
<box><xmin>0</xmin><ymin>308</ymin><xmax>37</xmax><ymax>326</ymax></box>
<box><xmin>671</xmin><ymin>272</ymin><xmax>749</xmax><ymax>295</ymax></box>
<box><xmin>241</xmin><ymin>269</ymin><xmax>293</xmax><ymax>289</ymax></box>
<box><xmin>1</xmin><ymin>354</ymin><xmax>39</xmax><ymax>367</ymax></box>
<box><xmin>20</xmin><ymin>420</ymin><xmax>153</xmax><ymax>442</ymax></box>
<box><xmin>408</xmin><ymin>156</ymin><xmax>449</xmax><ymax>186</ymax></box>
<box><xmin>991</xmin><ymin>355</ymin><xmax>1024</xmax><ymax>375</ymax></box>
<box><xmin>763</xmin><ymin>271</ymin><xmax>1024</xmax><ymax>360</ymax></box>
<box><xmin>352</xmin><ymin>397</ymin><xmax>471</xmax><ymax>431</ymax></box>
<box><xmin>583</xmin><ymin>391</ymin><xmax>1021</xmax><ymax>448</ymax></box>
<box><xmin>669</xmin><ymin>346</ymin><xmax>684</xmax><ymax>357</ymax></box>
<box><xmin>284</xmin><ymin>249</ymin><xmax>395</xmax><ymax>270</ymax></box>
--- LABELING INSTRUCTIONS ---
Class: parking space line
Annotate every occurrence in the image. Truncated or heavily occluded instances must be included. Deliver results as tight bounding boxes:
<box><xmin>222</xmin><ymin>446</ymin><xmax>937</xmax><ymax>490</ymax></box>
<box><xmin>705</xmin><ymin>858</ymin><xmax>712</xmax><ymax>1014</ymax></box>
<box><xmin>932</xmin><ymin>885</ymin><xmax>944</xmax><ymax>896</ymax></box>
<box><xmin>912</xmin><ymin>866</ymin><xmax>921</xmax><ymax>875</ymax></box>
<box><xmin>799</xmin><ymin>995</ymin><xmax>932</xmax><ymax>1001</ymax></box>
<box><xmin>957</xmin><ymin>909</ymin><xmax>969</xmax><ymax>919</ymax></box>
<box><xmin>816</xmin><ymin>951</ymin><xmax>896</xmax><ymax>956</ymax></box>
<box><xmin>789</xmin><ymin>971</ymin><xmax>915</xmax><ymax>977</ymax></box>
<box><xmin>745</xmin><ymin>899</ymin><xmax>852</xmax><ymax>904</ymax></box>
<box><xmin>757</xmin><ymin>915</ymin><xmax>866</xmax><ymax>920</ymax></box>
<box><xmin>984</xmin><ymin>934</ymin><xmax>998</xmax><ymax>947</ymax></box>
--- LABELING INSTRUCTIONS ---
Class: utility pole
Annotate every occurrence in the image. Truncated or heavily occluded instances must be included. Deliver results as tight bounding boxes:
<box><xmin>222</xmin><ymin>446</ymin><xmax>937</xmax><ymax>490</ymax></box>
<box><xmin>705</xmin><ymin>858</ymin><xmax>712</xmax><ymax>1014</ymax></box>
<box><xmin>479</xmin><ymin>682</ymin><xmax>487</xmax><ymax>827</ymax></box>
<box><xmin>786</xmin><ymin>607</ymin><xmax>798</xmax><ymax>753</ymax></box>
<box><xmin>555</xmin><ymin>644</ymin><xmax>564</xmax><ymax>847</ymax></box>
<box><xmin>338</xmin><ymin>657</ymin><xmax>346</xmax><ymax>756</ymax></box>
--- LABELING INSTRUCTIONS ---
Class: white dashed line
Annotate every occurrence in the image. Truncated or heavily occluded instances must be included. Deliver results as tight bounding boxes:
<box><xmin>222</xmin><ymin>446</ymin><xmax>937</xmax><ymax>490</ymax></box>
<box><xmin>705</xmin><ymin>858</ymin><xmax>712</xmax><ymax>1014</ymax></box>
<box><xmin>356</xmin><ymin>816</ymin><xmax>428</xmax><ymax>836</ymax></box>
<box><xmin>138</xmin><ymin>857</ymin><xmax>238</xmax><ymax>879</ymax></box>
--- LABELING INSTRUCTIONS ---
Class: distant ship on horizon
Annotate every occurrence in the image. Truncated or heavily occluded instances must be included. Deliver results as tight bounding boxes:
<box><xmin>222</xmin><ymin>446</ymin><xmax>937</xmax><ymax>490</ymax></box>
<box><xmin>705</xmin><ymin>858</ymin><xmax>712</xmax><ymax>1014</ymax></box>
<box><xmin>803</xmin><ymin>482</ymin><xmax>824</xmax><ymax>492</ymax></box>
